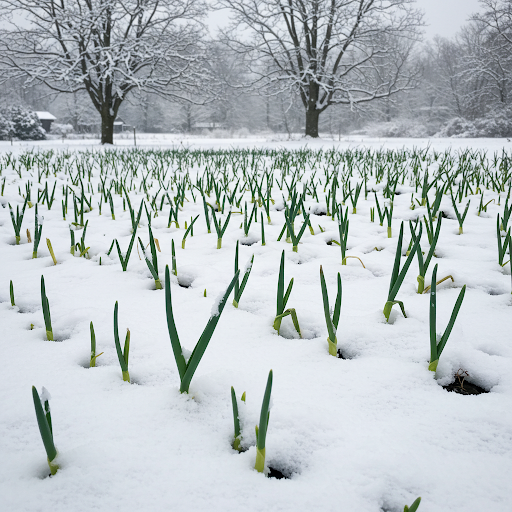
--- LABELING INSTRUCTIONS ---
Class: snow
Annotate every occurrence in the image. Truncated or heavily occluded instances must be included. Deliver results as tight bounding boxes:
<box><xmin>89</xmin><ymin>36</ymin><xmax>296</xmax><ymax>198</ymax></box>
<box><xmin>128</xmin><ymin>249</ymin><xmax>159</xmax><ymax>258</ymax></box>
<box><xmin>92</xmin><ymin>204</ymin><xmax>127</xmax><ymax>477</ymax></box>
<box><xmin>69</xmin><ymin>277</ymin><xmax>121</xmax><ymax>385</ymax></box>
<box><xmin>243</xmin><ymin>257</ymin><xmax>254</xmax><ymax>273</ymax></box>
<box><xmin>39</xmin><ymin>386</ymin><xmax>51</xmax><ymax>404</ymax></box>
<box><xmin>35</xmin><ymin>112</ymin><xmax>57</xmax><ymax>121</ymax></box>
<box><xmin>0</xmin><ymin>135</ymin><xmax>511</xmax><ymax>512</ymax></box>
<box><xmin>210</xmin><ymin>289</ymin><xmax>225</xmax><ymax>317</ymax></box>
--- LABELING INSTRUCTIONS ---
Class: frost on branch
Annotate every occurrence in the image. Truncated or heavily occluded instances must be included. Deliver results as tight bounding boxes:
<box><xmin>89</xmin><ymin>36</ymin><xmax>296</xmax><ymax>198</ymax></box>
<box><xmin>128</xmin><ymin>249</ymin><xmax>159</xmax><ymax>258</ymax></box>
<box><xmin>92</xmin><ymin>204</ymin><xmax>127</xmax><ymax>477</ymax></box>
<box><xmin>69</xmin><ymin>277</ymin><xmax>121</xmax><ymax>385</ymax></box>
<box><xmin>218</xmin><ymin>0</ymin><xmax>423</xmax><ymax>137</ymax></box>
<box><xmin>0</xmin><ymin>0</ymin><xmax>214</xmax><ymax>144</ymax></box>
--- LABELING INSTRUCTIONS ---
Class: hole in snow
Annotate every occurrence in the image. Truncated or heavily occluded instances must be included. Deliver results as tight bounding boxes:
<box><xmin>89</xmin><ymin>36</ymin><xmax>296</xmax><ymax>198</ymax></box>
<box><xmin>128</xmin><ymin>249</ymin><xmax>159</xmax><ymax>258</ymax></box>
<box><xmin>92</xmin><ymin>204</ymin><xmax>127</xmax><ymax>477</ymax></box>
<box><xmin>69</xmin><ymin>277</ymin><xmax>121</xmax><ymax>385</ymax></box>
<box><xmin>231</xmin><ymin>444</ymin><xmax>248</xmax><ymax>454</ymax></box>
<box><xmin>486</xmin><ymin>288</ymin><xmax>508</xmax><ymax>296</ymax></box>
<box><xmin>17</xmin><ymin>304</ymin><xmax>38</xmax><ymax>314</ymax></box>
<box><xmin>337</xmin><ymin>348</ymin><xmax>349</xmax><ymax>360</ymax></box>
<box><xmin>442</xmin><ymin>370</ymin><xmax>489</xmax><ymax>396</ymax></box>
<box><xmin>309</xmin><ymin>204</ymin><xmax>327</xmax><ymax>216</ymax></box>
<box><xmin>177</xmin><ymin>268</ymin><xmax>195</xmax><ymax>288</ymax></box>
<box><xmin>267</xmin><ymin>466</ymin><xmax>290</xmax><ymax>479</ymax></box>
<box><xmin>240</xmin><ymin>234</ymin><xmax>259</xmax><ymax>246</ymax></box>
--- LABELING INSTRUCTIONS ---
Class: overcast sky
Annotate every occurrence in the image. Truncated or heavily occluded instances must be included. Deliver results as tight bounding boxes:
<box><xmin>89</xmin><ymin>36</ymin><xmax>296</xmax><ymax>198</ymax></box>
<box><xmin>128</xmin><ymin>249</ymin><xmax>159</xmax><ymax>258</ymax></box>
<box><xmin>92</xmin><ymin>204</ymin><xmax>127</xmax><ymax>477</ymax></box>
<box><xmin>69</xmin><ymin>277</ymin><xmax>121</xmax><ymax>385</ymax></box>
<box><xmin>418</xmin><ymin>0</ymin><xmax>481</xmax><ymax>39</ymax></box>
<box><xmin>209</xmin><ymin>0</ymin><xmax>483</xmax><ymax>41</ymax></box>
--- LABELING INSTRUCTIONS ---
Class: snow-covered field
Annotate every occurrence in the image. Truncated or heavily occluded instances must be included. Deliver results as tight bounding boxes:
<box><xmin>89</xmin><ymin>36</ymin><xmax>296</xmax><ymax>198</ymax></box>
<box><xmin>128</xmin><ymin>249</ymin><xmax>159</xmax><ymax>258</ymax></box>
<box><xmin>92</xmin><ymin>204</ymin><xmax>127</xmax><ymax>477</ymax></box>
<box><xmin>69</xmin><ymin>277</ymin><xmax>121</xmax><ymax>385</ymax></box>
<box><xmin>1</xmin><ymin>136</ymin><xmax>511</xmax><ymax>512</ymax></box>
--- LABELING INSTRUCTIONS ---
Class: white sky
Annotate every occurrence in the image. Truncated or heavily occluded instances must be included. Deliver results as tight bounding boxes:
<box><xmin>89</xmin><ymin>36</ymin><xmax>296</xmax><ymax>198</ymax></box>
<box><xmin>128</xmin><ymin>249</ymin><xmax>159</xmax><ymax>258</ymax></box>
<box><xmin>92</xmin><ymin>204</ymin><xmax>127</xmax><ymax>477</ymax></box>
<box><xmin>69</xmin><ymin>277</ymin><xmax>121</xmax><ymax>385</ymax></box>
<box><xmin>209</xmin><ymin>0</ymin><xmax>483</xmax><ymax>41</ymax></box>
<box><xmin>418</xmin><ymin>0</ymin><xmax>482</xmax><ymax>39</ymax></box>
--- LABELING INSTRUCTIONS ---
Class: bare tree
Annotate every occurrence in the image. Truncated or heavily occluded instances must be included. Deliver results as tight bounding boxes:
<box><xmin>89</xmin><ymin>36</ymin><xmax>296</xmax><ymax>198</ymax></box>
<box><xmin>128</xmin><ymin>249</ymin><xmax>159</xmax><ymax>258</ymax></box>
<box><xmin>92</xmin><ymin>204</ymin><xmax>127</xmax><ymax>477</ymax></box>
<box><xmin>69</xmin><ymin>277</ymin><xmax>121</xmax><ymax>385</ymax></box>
<box><xmin>0</xmin><ymin>0</ymin><xmax>211</xmax><ymax>143</ymax></box>
<box><xmin>469</xmin><ymin>1</ymin><xmax>512</xmax><ymax>106</ymax></box>
<box><xmin>427</xmin><ymin>37</ymin><xmax>468</xmax><ymax>118</ymax></box>
<box><xmin>458</xmin><ymin>22</ymin><xmax>509</xmax><ymax>117</ymax></box>
<box><xmin>217</xmin><ymin>0</ymin><xmax>424</xmax><ymax>137</ymax></box>
<box><xmin>472</xmin><ymin>0</ymin><xmax>512</xmax><ymax>45</ymax></box>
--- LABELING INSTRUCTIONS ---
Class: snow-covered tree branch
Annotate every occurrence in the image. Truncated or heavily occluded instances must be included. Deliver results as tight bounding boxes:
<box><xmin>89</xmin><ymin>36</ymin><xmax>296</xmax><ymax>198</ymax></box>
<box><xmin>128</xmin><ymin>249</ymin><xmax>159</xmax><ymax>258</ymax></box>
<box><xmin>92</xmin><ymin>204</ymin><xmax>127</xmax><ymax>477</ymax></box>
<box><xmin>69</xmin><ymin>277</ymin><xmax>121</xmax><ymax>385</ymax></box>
<box><xmin>0</xmin><ymin>0</ymin><xmax>212</xmax><ymax>143</ymax></box>
<box><xmin>217</xmin><ymin>0</ymin><xmax>424</xmax><ymax>137</ymax></box>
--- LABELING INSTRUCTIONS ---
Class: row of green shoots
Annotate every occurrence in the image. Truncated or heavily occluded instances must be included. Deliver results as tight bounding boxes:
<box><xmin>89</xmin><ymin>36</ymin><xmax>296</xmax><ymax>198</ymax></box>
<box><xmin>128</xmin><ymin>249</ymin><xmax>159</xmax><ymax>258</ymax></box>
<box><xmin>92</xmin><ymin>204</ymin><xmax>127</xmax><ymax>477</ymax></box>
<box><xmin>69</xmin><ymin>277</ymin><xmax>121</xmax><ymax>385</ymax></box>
<box><xmin>7</xmin><ymin>173</ymin><xmax>512</xmax><ymax>286</ymax></box>
<box><xmin>31</xmin><ymin>376</ymin><xmax>421</xmax><ymax>510</ymax></box>
<box><xmin>28</xmin><ymin>224</ymin><xmax>468</xmax><ymax>483</ymax></box>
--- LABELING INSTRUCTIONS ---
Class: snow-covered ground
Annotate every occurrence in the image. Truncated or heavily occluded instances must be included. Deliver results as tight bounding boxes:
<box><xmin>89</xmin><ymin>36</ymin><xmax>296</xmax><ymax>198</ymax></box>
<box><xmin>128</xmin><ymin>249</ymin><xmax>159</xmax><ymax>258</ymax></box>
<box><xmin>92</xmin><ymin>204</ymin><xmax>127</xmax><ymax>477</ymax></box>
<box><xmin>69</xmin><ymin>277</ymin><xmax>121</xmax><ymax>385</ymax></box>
<box><xmin>0</xmin><ymin>136</ymin><xmax>511</xmax><ymax>512</ymax></box>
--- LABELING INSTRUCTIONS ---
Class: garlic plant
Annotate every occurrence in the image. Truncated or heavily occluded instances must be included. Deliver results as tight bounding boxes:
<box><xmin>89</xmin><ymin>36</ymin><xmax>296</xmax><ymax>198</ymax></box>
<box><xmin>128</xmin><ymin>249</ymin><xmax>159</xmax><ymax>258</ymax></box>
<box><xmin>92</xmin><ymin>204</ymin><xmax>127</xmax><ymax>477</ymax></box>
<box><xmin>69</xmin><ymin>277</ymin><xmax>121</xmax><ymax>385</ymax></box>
<box><xmin>113</xmin><ymin>302</ymin><xmax>131</xmax><ymax>382</ymax></box>
<box><xmin>233</xmin><ymin>241</ymin><xmax>254</xmax><ymax>308</ymax></box>
<box><xmin>254</xmin><ymin>370</ymin><xmax>273</xmax><ymax>474</ymax></box>
<box><xmin>273</xmin><ymin>251</ymin><xmax>301</xmax><ymax>337</ymax></box>
<box><xmin>165</xmin><ymin>265</ymin><xmax>239</xmax><ymax>394</ymax></box>
<box><xmin>383</xmin><ymin>222</ymin><xmax>421</xmax><ymax>322</ymax></box>
<box><xmin>319</xmin><ymin>266</ymin><xmax>342</xmax><ymax>357</ymax></box>
<box><xmin>32</xmin><ymin>386</ymin><xmax>59</xmax><ymax>475</ymax></box>
<box><xmin>41</xmin><ymin>275</ymin><xmax>54</xmax><ymax>341</ymax></box>
<box><xmin>428</xmin><ymin>264</ymin><xmax>466</xmax><ymax>372</ymax></box>
<box><xmin>230</xmin><ymin>386</ymin><xmax>246</xmax><ymax>452</ymax></box>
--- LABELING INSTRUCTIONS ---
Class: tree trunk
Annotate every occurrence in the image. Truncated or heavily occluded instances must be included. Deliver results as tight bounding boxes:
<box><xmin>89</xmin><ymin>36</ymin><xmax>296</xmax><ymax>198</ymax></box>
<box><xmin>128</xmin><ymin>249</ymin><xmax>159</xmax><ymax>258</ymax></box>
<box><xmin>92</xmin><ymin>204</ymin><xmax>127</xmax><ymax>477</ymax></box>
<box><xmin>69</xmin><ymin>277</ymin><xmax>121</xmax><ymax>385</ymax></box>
<box><xmin>266</xmin><ymin>97</ymin><xmax>271</xmax><ymax>130</ymax></box>
<box><xmin>101</xmin><ymin>110</ymin><xmax>115</xmax><ymax>144</ymax></box>
<box><xmin>305</xmin><ymin>109</ymin><xmax>320</xmax><ymax>137</ymax></box>
<box><xmin>187</xmin><ymin>107</ymin><xmax>192</xmax><ymax>133</ymax></box>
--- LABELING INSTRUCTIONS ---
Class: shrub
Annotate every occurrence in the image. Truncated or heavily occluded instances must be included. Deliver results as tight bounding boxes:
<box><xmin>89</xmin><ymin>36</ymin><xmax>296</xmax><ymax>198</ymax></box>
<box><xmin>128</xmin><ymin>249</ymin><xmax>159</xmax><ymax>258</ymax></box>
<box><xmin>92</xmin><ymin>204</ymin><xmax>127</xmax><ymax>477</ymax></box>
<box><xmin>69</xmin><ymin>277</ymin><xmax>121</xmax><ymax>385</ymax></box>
<box><xmin>356</xmin><ymin>119</ymin><xmax>433</xmax><ymax>138</ymax></box>
<box><xmin>50</xmin><ymin>123</ymin><xmax>74</xmax><ymax>136</ymax></box>
<box><xmin>436</xmin><ymin>107</ymin><xmax>512</xmax><ymax>138</ymax></box>
<box><xmin>0</xmin><ymin>112</ymin><xmax>13</xmax><ymax>140</ymax></box>
<box><xmin>473</xmin><ymin>107</ymin><xmax>512</xmax><ymax>137</ymax></box>
<box><xmin>5</xmin><ymin>106</ymin><xmax>46</xmax><ymax>140</ymax></box>
<box><xmin>434</xmin><ymin>117</ymin><xmax>476</xmax><ymax>138</ymax></box>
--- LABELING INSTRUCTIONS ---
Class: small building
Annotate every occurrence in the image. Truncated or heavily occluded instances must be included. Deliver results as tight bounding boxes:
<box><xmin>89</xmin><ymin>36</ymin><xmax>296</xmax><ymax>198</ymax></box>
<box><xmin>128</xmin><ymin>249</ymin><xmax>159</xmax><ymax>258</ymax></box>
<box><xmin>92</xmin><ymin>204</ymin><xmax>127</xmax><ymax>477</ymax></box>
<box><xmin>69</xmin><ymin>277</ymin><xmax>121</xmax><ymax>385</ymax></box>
<box><xmin>114</xmin><ymin>117</ymin><xmax>131</xmax><ymax>133</ymax></box>
<box><xmin>35</xmin><ymin>111</ymin><xmax>57</xmax><ymax>132</ymax></box>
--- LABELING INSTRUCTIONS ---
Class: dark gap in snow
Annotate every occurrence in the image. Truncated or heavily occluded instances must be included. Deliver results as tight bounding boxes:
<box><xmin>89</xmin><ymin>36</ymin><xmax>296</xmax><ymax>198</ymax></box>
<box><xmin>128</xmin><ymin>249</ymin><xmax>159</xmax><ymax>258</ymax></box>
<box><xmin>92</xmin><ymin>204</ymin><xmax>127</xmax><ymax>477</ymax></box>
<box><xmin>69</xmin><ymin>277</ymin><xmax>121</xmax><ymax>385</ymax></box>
<box><xmin>267</xmin><ymin>466</ymin><xmax>290</xmax><ymax>480</ymax></box>
<box><xmin>337</xmin><ymin>348</ymin><xmax>348</xmax><ymax>360</ymax></box>
<box><xmin>177</xmin><ymin>272</ymin><xmax>195</xmax><ymax>288</ymax></box>
<box><xmin>17</xmin><ymin>305</ymin><xmax>38</xmax><ymax>313</ymax></box>
<box><xmin>240</xmin><ymin>239</ymin><xmax>257</xmax><ymax>246</ymax></box>
<box><xmin>487</xmin><ymin>288</ymin><xmax>507</xmax><ymax>296</ymax></box>
<box><xmin>309</xmin><ymin>204</ymin><xmax>326</xmax><ymax>215</ymax></box>
<box><xmin>442</xmin><ymin>374</ymin><xmax>488</xmax><ymax>395</ymax></box>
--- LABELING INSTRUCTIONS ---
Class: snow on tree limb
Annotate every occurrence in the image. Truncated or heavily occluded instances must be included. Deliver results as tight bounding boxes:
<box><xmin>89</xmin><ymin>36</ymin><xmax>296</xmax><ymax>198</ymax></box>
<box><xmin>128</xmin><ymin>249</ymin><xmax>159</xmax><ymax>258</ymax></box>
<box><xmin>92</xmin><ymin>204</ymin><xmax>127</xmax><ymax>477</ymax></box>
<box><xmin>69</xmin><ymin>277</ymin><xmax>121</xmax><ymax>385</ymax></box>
<box><xmin>0</xmin><ymin>0</ymin><xmax>216</xmax><ymax>143</ymax></box>
<box><xmin>216</xmin><ymin>0</ymin><xmax>424</xmax><ymax>136</ymax></box>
